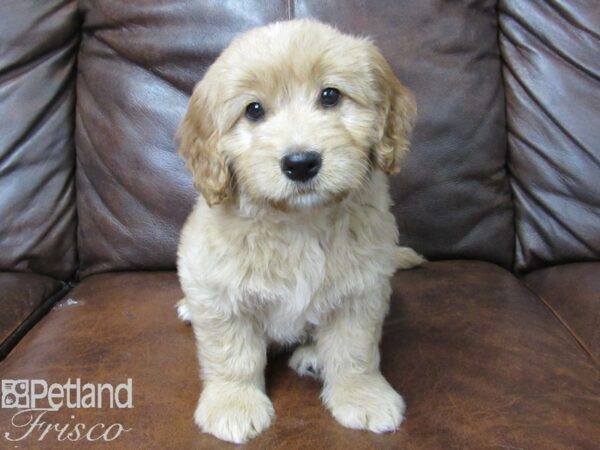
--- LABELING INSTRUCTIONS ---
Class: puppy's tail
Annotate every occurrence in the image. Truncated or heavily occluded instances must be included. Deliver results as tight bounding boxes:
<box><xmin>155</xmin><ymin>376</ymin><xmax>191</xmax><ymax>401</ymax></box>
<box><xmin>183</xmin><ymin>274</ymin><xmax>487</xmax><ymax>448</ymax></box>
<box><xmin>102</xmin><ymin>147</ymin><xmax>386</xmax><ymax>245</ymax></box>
<box><xmin>395</xmin><ymin>246</ymin><xmax>426</xmax><ymax>270</ymax></box>
<box><xmin>176</xmin><ymin>298</ymin><xmax>192</xmax><ymax>324</ymax></box>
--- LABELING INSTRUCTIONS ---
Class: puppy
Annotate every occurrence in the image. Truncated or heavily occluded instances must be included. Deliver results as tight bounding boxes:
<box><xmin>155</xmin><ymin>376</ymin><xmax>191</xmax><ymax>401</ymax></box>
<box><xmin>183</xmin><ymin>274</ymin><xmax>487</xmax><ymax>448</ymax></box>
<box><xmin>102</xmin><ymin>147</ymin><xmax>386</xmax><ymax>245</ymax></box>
<box><xmin>176</xmin><ymin>19</ymin><xmax>423</xmax><ymax>444</ymax></box>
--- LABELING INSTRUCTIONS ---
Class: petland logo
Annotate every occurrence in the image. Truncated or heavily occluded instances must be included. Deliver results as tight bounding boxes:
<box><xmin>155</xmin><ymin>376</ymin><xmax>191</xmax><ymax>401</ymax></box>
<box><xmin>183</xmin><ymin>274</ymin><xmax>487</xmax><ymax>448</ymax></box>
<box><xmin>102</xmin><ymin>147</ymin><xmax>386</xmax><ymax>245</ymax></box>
<box><xmin>1</xmin><ymin>378</ymin><xmax>133</xmax><ymax>442</ymax></box>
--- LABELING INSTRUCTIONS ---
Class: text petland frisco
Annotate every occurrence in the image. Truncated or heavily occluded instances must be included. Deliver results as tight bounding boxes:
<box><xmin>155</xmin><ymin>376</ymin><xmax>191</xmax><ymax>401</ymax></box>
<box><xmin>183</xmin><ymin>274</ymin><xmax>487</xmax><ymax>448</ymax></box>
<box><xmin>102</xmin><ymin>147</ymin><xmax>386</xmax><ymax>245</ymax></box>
<box><xmin>1</xmin><ymin>378</ymin><xmax>133</xmax><ymax>442</ymax></box>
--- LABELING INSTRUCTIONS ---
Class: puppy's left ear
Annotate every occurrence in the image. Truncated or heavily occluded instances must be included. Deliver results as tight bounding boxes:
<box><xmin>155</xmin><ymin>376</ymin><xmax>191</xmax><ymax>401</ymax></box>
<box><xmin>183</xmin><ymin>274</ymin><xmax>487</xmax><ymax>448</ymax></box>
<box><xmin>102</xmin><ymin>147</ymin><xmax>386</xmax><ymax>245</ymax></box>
<box><xmin>371</xmin><ymin>50</ymin><xmax>417</xmax><ymax>175</ymax></box>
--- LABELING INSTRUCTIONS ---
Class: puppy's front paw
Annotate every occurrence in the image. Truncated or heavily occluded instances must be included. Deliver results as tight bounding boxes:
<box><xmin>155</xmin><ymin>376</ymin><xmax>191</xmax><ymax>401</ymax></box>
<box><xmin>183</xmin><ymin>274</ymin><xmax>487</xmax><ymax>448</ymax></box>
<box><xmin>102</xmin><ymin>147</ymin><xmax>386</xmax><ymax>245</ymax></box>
<box><xmin>323</xmin><ymin>373</ymin><xmax>405</xmax><ymax>433</ymax></box>
<box><xmin>289</xmin><ymin>344</ymin><xmax>322</xmax><ymax>379</ymax></box>
<box><xmin>194</xmin><ymin>382</ymin><xmax>274</xmax><ymax>444</ymax></box>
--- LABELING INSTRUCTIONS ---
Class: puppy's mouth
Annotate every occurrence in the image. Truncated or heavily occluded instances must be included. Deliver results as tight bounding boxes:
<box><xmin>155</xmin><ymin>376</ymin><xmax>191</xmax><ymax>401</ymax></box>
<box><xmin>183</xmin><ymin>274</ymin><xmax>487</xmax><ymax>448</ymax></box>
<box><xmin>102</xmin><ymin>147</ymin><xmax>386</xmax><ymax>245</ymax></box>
<box><xmin>271</xmin><ymin>184</ymin><xmax>349</xmax><ymax>212</ymax></box>
<box><xmin>291</xmin><ymin>178</ymin><xmax>318</xmax><ymax>194</ymax></box>
<box><xmin>286</xmin><ymin>191</ymin><xmax>329</xmax><ymax>209</ymax></box>
<box><xmin>287</xmin><ymin>179</ymin><xmax>328</xmax><ymax>206</ymax></box>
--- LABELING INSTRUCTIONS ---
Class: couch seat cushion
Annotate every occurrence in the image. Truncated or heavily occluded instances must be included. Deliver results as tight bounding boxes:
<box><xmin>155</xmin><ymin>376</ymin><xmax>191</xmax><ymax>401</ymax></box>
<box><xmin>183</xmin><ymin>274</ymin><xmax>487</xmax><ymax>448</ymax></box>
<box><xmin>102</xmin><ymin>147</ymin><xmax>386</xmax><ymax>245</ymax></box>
<box><xmin>0</xmin><ymin>262</ymin><xmax>598</xmax><ymax>449</ymax></box>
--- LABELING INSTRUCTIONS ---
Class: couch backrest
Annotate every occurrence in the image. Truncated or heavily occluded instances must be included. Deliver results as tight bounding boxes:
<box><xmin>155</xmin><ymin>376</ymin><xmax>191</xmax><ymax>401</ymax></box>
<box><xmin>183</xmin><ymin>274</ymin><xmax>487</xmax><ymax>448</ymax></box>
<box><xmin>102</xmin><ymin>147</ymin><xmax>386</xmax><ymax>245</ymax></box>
<box><xmin>0</xmin><ymin>0</ymin><xmax>79</xmax><ymax>280</ymax></box>
<box><xmin>499</xmin><ymin>0</ymin><xmax>600</xmax><ymax>273</ymax></box>
<box><xmin>74</xmin><ymin>0</ymin><xmax>515</xmax><ymax>277</ymax></box>
<box><xmin>6</xmin><ymin>1</ymin><xmax>596</xmax><ymax>279</ymax></box>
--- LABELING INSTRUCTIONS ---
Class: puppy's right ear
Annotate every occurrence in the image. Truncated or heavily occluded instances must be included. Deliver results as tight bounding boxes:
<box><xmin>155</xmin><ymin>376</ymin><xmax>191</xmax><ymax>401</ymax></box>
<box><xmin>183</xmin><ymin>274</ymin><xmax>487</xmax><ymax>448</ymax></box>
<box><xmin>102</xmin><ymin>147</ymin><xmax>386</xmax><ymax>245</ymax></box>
<box><xmin>177</xmin><ymin>82</ymin><xmax>232</xmax><ymax>206</ymax></box>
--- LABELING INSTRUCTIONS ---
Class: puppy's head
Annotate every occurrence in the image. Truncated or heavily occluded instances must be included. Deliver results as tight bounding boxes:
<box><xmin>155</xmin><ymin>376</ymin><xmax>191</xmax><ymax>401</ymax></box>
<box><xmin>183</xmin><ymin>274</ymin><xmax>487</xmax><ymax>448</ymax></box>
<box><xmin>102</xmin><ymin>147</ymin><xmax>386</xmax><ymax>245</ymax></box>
<box><xmin>178</xmin><ymin>20</ymin><xmax>416</xmax><ymax>209</ymax></box>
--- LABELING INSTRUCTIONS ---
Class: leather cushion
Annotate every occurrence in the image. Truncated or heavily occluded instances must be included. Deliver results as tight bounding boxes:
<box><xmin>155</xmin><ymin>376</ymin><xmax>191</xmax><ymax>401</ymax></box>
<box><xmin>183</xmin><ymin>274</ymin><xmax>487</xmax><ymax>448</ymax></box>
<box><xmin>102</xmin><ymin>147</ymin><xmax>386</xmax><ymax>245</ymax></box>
<box><xmin>75</xmin><ymin>1</ymin><xmax>514</xmax><ymax>276</ymax></box>
<box><xmin>0</xmin><ymin>0</ymin><xmax>79</xmax><ymax>279</ymax></box>
<box><xmin>297</xmin><ymin>0</ymin><xmax>515</xmax><ymax>274</ymax></box>
<box><xmin>75</xmin><ymin>0</ymin><xmax>290</xmax><ymax>277</ymax></box>
<box><xmin>499</xmin><ymin>1</ymin><xmax>600</xmax><ymax>272</ymax></box>
<box><xmin>1</xmin><ymin>262</ymin><xmax>598</xmax><ymax>448</ymax></box>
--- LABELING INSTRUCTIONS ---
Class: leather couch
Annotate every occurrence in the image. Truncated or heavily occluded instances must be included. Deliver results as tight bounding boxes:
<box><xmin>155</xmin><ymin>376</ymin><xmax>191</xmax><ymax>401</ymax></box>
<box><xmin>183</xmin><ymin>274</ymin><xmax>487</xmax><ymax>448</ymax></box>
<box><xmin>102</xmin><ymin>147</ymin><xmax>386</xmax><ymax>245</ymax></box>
<box><xmin>1</xmin><ymin>1</ymin><xmax>598</xmax><ymax>448</ymax></box>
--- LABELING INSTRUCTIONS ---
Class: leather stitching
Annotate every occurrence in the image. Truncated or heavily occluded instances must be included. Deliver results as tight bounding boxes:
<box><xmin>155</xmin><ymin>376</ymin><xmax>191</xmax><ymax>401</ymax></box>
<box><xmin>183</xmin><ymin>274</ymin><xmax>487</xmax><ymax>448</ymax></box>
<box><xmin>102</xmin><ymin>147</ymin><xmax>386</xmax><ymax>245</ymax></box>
<box><xmin>522</xmin><ymin>281</ymin><xmax>599</xmax><ymax>368</ymax></box>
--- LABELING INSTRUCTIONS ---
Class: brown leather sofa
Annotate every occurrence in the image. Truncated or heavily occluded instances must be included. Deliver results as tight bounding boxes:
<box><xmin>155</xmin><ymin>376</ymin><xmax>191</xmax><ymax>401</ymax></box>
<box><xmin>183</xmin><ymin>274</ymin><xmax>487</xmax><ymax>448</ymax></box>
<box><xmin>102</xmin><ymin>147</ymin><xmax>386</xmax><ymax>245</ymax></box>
<box><xmin>1</xmin><ymin>1</ymin><xmax>598</xmax><ymax>448</ymax></box>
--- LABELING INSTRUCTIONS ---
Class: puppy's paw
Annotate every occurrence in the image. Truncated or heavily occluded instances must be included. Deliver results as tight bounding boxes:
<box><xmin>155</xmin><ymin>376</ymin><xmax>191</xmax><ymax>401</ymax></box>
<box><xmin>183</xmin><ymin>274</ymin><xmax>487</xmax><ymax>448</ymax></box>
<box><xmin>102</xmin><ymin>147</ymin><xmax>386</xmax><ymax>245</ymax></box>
<box><xmin>176</xmin><ymin>298</ymin><xmax>191</xmax><ymax>323</ymax></box>
<box><xmin>395</xmin><ymin>246</ymin><xmax>426</xmax><ymax>270</ymax></box>
<box><xmin>194</xmin><ymin>382</ymin><xmax>274</xmax><ymax>444</ymax></box>
<box><xmin>289</xmin><ymin>344</ymin><xmax>322</xmax><ymax>379</ymax></box>
<box><xmin>323</xmin><ymin>373</ymin><xmax>405</xmax><ymax>433</ymax></box>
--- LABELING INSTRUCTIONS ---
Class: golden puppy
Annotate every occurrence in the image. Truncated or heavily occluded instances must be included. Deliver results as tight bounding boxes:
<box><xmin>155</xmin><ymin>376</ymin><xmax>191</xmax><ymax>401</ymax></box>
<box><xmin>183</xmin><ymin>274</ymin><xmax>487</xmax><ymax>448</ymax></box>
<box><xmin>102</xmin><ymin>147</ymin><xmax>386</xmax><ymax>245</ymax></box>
<box><xmin>176</xmin><ymin>19</ymin><xmax>423</xmax><ymax>444</ymax></box>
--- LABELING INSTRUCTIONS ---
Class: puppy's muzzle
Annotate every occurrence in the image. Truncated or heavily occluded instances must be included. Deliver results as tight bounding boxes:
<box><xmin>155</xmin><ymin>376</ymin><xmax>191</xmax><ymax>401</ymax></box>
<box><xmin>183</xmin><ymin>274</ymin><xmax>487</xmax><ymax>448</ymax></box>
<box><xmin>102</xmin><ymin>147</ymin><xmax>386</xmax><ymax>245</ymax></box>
<box><xmin>281</xmin><ymin>151</ymin><xmax>321</xmax><ymax>182</ymax></box>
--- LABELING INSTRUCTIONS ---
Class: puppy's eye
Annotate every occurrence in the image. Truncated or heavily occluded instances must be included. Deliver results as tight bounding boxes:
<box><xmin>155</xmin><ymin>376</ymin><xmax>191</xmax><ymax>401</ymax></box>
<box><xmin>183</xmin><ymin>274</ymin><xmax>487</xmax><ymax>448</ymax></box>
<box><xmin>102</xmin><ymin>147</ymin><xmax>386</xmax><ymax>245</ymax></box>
<box><xmin>320</xmin><ymin>87</ymin><xmax>341</xmax><ymax>108</ymax></box>
<box><xmin>245</xmin><ymin>102</ymin><xmax>265</xmax><ymax>121</ymax></box>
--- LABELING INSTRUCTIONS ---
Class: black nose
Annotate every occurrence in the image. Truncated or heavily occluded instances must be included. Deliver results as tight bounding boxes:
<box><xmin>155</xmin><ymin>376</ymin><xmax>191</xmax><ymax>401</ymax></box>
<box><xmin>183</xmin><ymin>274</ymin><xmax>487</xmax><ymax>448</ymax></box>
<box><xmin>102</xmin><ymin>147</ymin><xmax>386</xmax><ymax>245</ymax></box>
<box><xmin>280</xmin><ymin>151</ymin><xmax>322</xmax><ymax>182</ymax></box>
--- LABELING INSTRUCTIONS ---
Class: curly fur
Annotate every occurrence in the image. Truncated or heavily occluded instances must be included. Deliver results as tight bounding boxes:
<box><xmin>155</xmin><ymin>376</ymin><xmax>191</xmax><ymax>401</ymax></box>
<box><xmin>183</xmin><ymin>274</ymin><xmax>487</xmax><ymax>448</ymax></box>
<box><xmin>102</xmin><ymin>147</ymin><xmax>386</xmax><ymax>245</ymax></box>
<box><xmin>176</xmin><ymin>19</ymin><xmax>422</xmax><ymax>443</ymax></box>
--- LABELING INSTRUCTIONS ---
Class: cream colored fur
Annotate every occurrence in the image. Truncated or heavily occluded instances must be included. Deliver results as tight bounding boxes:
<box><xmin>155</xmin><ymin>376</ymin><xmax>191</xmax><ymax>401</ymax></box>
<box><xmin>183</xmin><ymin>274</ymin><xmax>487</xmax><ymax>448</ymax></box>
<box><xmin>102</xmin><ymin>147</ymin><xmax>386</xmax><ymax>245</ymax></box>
<box><xmin>176</xmin><ymin>19</ymin><xmax>423</xmax><ymax>444</ymax></box>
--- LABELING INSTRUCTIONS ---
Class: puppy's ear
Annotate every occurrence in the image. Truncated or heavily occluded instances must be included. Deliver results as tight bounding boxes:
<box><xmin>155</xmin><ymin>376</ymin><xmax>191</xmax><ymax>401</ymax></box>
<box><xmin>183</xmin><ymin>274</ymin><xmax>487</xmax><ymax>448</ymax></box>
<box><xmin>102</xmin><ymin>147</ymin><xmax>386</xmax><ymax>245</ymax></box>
<box><xmin>371</xmin><ymin>50</ymin><xmax>417</xmax><ymax>175</ymax></box>
<box><xmin>177</xmin><ymin>81</ymin><xmax>232</xmax><ymax>206</ymax></box>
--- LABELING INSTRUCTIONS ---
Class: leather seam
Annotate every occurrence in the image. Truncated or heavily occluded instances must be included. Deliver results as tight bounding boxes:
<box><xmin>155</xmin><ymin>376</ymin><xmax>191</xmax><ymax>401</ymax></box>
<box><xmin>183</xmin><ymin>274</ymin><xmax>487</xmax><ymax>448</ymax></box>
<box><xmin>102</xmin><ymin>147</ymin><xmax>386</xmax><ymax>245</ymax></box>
<box><xmin>521</xmin><ymin>282</ymin><xmax>599</xmax><ymax>368</ymax></box>
<box><xmin>0</xmin><ymin>279</ymin><xmax>77</xmax><ymax>361</ymax></box>
<box><xmin>496</xmin><ymin>1</ymin><xmax>519</xmax><ymax>274</ymax></box>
